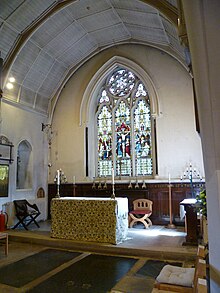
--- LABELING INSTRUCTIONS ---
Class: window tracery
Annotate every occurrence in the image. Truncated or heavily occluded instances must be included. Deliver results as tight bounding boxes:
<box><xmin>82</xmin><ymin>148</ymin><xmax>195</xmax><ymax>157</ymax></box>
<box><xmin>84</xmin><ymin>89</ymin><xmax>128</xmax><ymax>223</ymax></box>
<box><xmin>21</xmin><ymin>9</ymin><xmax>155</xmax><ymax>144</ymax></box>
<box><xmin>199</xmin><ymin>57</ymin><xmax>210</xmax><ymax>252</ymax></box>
<box><xmin>96</xmin><ymin>67</ymin><xmax>153</xmax><ymax>178</ymax></box>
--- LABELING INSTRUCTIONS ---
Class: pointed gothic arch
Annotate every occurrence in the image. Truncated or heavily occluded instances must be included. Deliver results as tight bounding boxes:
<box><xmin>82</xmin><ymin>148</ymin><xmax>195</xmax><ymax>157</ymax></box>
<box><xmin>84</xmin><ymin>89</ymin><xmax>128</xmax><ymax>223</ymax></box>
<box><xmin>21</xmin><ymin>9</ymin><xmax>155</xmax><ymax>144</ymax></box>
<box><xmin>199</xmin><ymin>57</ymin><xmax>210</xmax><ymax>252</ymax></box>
<box><xmin>81</xmin><ymin>57</ymin><xmax>160</xmax><ymax>179</ymax></box>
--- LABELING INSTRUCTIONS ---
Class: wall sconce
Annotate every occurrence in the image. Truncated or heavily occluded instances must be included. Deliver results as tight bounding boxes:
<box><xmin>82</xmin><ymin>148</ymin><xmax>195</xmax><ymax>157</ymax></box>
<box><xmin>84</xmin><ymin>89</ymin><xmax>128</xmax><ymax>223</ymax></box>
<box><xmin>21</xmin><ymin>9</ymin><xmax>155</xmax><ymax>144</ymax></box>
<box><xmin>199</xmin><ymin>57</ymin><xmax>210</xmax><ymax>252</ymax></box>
<box><xmin>128</xmin><ymin>181</ymin><xmax>132</xmax><ymax>189</ymax></box>
<box><xmin>135</xmin><ymin>179</ymin><xmax>139</xmax><ymax>189</ymax></box>
<box><xmin>41</xmin><ymin>123</ymin><xmax>51</xmax><ymax>132</ymax></box>
<box><xmin>92</xmin><ymin>178</ymin><xmax>108</xmax><ymax>190</ymax></box>
<box><xmin>98</xmin><ymin>181</ymin><xmax>102</xmax><ymax>189</ymax></box>
<box><xmin>142</xmin><ymin>181</ymin><xmax>146</xmax><ymax>189</ymax></box>
<box><xmin>103</xmin><ymin>180</ymin><xmax>107</xmax><ymax>189</ymax></box>
<box><xmin>42</xmin><ymin>123</ymin><xmax>53</xmax><ymax>146</ymax></box>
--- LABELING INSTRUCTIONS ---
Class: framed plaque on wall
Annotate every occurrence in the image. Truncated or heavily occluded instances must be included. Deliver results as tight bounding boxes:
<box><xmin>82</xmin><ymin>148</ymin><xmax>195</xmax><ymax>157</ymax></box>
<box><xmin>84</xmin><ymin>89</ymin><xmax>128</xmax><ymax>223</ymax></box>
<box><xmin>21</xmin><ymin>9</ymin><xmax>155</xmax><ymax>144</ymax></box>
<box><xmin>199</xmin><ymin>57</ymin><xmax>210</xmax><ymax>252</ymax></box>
<box><xmin>0</xmin><ymin>164</ymin><xmax>9</xmax><ymax>197</ymax></box>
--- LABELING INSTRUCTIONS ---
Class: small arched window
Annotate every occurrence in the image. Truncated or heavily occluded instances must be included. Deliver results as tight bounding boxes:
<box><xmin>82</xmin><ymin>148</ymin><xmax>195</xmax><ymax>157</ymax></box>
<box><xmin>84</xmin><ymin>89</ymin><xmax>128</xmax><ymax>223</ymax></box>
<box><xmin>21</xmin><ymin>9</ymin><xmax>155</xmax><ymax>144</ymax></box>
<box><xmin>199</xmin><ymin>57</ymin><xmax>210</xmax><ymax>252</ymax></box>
<box><xmin>96</xmin><ymin>67</ymin><xmax>153</xmax><ymax>178</ymax></box>
<box><xmin>16</xmin><ymin>140</ymin><xmax>33</xmax><ymax>189</ymax></box>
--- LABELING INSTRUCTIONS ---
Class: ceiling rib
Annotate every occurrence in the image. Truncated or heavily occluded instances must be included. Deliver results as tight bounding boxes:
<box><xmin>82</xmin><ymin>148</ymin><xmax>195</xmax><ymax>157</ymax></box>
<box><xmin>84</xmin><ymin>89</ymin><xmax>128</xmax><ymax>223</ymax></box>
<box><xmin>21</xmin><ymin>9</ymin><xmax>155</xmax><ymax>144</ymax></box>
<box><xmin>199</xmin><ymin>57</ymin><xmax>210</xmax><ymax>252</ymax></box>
<box><xmin>1</xmin><ymin>0</ymin><xmax>182</xmax><ymax>116</ymax></box>
<box><xmin>2</xmin><ymin>0</ymin><xmax>75</xmax><ymax>81</ymax></box>
<box><xmin>140</xmin><ymin>0</ymin><xmax>178</xmax><ymax>25</ymax></box>
<box><xmin>3</xmin><ymin>0</ymin><xmax>179</xmax><ymax>82</ymax></box>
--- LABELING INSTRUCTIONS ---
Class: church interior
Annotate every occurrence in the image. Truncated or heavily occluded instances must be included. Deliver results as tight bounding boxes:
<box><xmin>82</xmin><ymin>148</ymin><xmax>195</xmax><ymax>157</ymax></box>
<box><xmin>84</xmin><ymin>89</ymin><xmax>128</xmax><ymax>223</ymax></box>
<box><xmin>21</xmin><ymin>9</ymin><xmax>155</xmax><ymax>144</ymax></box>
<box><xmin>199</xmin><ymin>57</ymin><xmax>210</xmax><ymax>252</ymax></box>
<box><xmin>0</xmin><ymin>0</ymin><xmax>219</xmax><ymax>292</ymax></box>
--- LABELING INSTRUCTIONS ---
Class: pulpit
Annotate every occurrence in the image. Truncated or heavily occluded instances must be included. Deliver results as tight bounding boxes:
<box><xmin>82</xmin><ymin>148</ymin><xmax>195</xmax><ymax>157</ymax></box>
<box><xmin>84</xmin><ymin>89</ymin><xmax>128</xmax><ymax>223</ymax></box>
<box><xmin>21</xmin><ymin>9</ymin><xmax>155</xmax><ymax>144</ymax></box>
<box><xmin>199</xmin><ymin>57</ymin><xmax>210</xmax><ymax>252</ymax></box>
<box><xmin>51</xmin><ymin>197</ymin><xmax>128</xmax><ymax>244</ymax></box>
<box><xmin>180</xmin><ymin>198</ymin><xmax>198</xmax><ymax>246</ymax></box>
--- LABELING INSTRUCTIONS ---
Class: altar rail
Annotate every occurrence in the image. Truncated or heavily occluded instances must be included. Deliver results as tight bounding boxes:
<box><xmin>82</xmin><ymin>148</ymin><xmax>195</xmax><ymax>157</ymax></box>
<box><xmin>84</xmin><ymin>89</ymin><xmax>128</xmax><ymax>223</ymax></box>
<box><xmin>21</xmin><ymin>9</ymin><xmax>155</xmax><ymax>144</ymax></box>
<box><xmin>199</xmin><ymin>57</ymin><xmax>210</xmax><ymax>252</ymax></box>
<box><xmin>48</xmin><ymin>182</ymin><xmax>205</xmax><ymax>225</ymax></box>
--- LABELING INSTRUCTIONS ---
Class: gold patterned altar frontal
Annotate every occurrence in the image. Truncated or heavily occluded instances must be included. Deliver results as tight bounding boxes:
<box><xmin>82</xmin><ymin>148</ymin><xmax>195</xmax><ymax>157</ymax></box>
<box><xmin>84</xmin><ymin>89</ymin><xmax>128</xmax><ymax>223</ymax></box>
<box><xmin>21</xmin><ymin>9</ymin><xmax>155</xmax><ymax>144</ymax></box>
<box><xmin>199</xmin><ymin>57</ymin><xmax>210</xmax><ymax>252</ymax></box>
<box><xmin>51</xmin><ymin>197</ymin><xmax>128</xmax><ymax>244</ymax></box>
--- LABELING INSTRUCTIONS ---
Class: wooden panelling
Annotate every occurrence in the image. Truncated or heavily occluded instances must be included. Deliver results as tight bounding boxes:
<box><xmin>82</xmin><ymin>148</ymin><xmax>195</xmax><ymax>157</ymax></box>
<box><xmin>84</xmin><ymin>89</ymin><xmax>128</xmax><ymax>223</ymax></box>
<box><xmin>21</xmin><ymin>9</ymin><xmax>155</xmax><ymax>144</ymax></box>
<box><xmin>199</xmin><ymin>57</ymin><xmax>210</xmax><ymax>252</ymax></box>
<box><xmin>48</xmin><ymin>182</ymin><xmax>204</xmax><ymax>225</ymax></box>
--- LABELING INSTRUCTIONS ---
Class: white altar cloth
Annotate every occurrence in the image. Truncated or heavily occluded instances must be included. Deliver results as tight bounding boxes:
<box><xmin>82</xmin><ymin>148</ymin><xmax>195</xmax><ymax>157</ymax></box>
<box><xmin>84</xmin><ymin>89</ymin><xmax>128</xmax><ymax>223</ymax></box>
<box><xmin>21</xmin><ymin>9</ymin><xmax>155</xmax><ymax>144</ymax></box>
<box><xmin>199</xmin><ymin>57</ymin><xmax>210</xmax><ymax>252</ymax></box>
<box><xmin>51</xmin><ymin>197</ymin><xmax>128</xmax><ymax>244</ymax></box>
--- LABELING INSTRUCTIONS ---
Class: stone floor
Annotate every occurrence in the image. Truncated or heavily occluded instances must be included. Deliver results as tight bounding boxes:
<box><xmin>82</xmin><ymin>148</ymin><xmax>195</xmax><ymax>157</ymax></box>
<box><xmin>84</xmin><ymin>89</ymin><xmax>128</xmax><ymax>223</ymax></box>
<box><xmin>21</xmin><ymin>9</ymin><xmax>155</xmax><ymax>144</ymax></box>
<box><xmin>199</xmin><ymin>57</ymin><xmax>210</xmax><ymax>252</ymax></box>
<box><xmin>0</xmin><ymin>221</ymin><xmax>198</xmax><ymax>293</ymax></box>
<box><xmin>6</xmin><ymin>220</ymin><xmax>197</xmax><ymax>259</ymax></box>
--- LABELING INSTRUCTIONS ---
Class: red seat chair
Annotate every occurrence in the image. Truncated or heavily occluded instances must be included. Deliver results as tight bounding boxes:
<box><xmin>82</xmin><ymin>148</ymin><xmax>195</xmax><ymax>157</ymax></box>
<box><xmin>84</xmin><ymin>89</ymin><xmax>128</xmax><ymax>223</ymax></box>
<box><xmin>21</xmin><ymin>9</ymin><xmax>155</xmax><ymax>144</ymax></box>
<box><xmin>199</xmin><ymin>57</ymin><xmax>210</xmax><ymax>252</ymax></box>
<box><xmin>129</xmin><ymin>199</ymin><xmax>153</xmax><ymax>228</ymax></box>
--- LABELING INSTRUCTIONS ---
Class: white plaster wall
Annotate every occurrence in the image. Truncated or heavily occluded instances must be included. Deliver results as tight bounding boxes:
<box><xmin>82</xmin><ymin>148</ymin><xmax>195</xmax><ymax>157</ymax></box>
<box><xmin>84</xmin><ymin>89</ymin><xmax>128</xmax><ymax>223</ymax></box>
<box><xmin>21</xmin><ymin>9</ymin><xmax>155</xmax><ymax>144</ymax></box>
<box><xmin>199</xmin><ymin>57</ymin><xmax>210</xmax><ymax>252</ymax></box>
<box><xmin>50</xmin><ymin>44</ymin><xmax>204</xmax><ymax>184</ymax></box>
<box><xmin>0</xmin><ymin>102</ymin><xmax>48</xmax><ymax>221</ymax></box>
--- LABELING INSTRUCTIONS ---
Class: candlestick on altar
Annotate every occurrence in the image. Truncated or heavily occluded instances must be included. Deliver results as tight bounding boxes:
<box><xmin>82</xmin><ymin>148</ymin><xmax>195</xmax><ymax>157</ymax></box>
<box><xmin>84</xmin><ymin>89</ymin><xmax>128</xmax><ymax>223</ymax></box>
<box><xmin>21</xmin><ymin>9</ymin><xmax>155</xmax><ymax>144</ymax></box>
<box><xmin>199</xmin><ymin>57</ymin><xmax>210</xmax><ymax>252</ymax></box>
<box><xmin>111</xmin><ymin>167</ymin><xmax>115</xmax><ymax>199</ymax></box>
<box><xmin>57</xmin><ymin>169</ymin><xmax>60</xmax><ymax>185</ymax></box>
<box><xmin>112</xmin><ymin>167</ymin><xmax>114</xmax><ymax>185</ymax></box>
<box><xmin>54</xmin><ymin>169</ymin><xmax>68</xmax><ymax>198</ymax></box>
<box><xmin>55</xmin><ymin>169</ymin><xmax>60</xmax><ymax>198</ymax></box>
<box><xmin>167</xmin><ymin>175</ymin><xmax>176</xmax><ymax>229</ymax></box>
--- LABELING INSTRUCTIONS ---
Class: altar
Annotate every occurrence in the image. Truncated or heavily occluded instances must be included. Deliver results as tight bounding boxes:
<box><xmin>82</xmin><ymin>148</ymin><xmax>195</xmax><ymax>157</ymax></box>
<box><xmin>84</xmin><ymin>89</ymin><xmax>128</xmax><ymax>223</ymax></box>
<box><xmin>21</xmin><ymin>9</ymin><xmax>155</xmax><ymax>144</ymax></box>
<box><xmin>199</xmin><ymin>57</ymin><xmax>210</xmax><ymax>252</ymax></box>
<box><xmin>51</xmin><ymin>197</ymin><xmax>128</xmax><ymax>244</ymax></box>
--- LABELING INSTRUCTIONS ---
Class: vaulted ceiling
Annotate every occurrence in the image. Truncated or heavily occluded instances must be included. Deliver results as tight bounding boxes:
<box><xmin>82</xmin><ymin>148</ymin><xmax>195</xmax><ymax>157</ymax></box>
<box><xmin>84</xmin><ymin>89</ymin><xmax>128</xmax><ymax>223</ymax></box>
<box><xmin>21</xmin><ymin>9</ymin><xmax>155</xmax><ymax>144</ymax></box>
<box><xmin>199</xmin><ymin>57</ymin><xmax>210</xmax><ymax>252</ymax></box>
<box><xmin>0</xmin><ymin>0</ymin><xmax>185</xmax><ymax>116</ymax></box>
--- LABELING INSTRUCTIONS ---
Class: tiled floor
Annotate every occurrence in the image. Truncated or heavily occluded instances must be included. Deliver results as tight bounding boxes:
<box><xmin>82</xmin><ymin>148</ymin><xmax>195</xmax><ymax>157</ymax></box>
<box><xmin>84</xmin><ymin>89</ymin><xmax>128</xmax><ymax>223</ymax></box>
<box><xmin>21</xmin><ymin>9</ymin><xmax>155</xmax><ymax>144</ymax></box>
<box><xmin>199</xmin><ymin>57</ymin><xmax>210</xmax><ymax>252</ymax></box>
<box><xmin>0</xmin><ymin>221</ymin><xmax>198</xmax><ymax>293</ymax></box>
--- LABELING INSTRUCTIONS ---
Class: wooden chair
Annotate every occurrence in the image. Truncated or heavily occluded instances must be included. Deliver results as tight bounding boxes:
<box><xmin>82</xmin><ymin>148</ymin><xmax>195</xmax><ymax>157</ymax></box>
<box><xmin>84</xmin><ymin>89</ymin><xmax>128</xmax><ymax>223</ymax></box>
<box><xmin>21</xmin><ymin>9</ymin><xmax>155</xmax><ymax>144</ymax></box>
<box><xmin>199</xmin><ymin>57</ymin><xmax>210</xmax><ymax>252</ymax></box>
<box><xmin>197</xmin><ymin>278</ymin><xmax>208</xmax><ymax>293</ymax></box>
<box><xmin>12</xmin><ymin>199</ymin><xmax>41</xmax><ymax>230</ymax></box>
<box><xmin>129</xmin><ymin>199</ymin><xmax>153</xmax><ymax>228</ymax></box>
<box><xmin>0</xmin><ymin>232</ymin><xmax>8</xmax><ymax>255</ymax></box>
<box><xmin>154</xmin><ymin>245</ymin><xmax>207</xmax><ymax>293</ymax></box>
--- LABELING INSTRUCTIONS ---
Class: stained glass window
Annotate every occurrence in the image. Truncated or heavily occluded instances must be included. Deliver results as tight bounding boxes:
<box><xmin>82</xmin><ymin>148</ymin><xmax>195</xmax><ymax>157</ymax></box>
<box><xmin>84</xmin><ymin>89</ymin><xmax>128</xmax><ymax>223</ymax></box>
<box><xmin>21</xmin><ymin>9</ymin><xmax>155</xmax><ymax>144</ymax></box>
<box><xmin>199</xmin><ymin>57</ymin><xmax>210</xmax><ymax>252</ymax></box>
<box><xmin>134</xmin><ymin>100</ymin><xmax>152</xmax><ymax>175</ymax></box>
<box><xmin>97</xmin><ymin>106</ymin><xmax>112</xmax><ymax>176</ymax></box>
<box><xmin>115</xmin><ymin>101</ymin><xmax>131</xmax><ymax>176</ymax></box>
<box><xmin>96</xmin><ymin>67</ymin><xmax>153</xmax><ymax>178</ymax></box>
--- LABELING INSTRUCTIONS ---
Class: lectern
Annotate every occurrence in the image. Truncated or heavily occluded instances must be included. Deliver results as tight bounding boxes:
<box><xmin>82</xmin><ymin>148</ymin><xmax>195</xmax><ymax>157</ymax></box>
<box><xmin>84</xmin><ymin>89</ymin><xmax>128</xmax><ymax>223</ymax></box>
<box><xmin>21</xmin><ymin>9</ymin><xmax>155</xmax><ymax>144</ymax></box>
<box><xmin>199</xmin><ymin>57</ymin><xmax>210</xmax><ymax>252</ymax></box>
<box><xmin>180</xmin><ymin>198</ymin><xmax>198</xmax><ymax>246</ymax></box>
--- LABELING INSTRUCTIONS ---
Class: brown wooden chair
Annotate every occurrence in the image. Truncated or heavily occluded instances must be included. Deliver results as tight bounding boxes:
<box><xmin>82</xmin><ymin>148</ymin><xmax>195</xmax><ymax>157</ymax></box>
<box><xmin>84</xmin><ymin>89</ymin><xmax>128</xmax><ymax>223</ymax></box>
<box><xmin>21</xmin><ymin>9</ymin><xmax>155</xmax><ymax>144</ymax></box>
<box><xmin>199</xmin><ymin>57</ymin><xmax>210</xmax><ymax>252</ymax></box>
<box><xmin>0</xmin><ymin>233</ymin><xmax>8</xmax><ymax>255</ymax></box>
<box><xmin>129</xmin><ymin>199</ymin><xmax>153</xmax><ymax>228</ymax></box>
<box><xmin>12</xmin><ymin>199</ymin><xmax>41</xmax><ymax>230</ymax></box>
<box><xmin>197</xmin><ymin>278</ymin><xmax>208</xmax><ymax>293</ymax></box>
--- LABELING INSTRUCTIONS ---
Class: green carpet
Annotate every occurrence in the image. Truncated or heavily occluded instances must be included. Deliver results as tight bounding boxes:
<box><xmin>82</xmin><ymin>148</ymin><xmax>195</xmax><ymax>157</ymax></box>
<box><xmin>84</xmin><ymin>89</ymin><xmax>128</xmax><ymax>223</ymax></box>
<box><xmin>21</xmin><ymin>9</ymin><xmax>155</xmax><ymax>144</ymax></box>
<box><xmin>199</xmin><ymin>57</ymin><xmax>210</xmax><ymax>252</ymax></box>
<box><xmin>29</xmin><ymin>254</ymin><xmax>137</xmax><ymax>293</ymax></box>
<box><xmin>0</xmin><ymin>249</ymin><xmax>81</xmax><ymax>287</ymax></box>
<box><xmin>136</xmin><ymin>259</ymin><xmax>182</xmax><ymax>278</ymax></box>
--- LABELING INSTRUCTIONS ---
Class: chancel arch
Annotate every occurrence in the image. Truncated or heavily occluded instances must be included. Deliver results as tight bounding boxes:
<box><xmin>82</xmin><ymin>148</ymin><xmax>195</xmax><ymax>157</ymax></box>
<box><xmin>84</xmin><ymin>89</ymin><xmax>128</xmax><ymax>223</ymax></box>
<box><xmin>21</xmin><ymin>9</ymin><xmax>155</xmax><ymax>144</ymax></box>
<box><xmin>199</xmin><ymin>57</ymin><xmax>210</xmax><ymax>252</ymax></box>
<box><xmin>81</xmin><ymin>56</ymin><xmax>160</xmax><ymax>179</ymax></box>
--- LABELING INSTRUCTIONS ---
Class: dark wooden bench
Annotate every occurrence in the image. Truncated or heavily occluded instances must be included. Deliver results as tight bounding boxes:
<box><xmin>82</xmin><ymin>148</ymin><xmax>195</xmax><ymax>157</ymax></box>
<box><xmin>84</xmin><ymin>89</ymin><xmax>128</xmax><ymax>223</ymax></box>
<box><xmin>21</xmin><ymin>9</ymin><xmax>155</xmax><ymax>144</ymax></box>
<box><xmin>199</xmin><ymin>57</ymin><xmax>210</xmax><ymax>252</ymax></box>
<box><xmin>12</xmin><ymin>200</ymin><xmax>41</xmax><ymax>230</ymax></box>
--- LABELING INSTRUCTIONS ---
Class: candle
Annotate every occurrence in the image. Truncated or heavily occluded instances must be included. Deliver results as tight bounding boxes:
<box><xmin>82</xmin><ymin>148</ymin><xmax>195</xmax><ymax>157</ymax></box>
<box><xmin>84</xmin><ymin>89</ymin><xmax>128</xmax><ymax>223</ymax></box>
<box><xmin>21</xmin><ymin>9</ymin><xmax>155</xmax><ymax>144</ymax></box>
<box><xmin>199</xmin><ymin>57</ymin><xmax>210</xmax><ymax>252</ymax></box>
<box><xmin>112</xmin><ymin>168</ymin><xmax>115</xmax><ymax>185</ymax></box>
<box><xmin>57</xmin><ymin>169</ymin><xmax>60</xmax><ymax>185</ymax></box>
<box><xmin>73</xmin><ymin>175</ymin><xmax>75</xmax><ymax>185</ymax></box>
